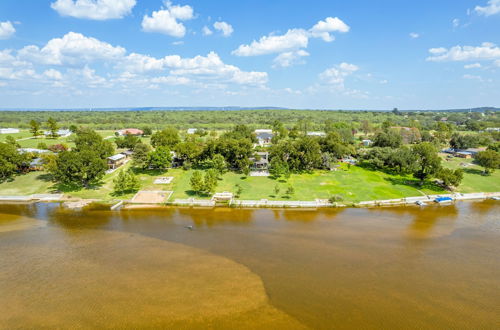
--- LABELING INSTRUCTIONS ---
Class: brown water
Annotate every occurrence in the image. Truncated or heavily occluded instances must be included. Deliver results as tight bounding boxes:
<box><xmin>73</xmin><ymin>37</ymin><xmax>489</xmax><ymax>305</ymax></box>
<box><xmin>0</xmin><ymin>202</ymin><xmax>499</xmax><ymax>329</ymax></box>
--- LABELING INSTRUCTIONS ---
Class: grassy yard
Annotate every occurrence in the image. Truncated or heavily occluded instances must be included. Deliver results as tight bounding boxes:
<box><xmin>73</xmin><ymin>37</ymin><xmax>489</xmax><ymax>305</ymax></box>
<box><xmin>1</xmin><ymin>159</ymin><xmax>498</xmax><ymax>203</ymax></box>
<box><xmin>440</xmin><ymin>154</ymin><xmax>500</xmax><ymax>193</ymax></box>
<box><xmin>2</xmin><ymin>130</ymin><xmax>116</xmax><ymax>149</ymax></box>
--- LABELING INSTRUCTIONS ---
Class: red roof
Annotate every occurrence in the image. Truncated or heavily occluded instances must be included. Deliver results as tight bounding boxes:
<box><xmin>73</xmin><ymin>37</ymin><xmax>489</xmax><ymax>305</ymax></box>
<box><xmin>119</xmin><ymin>128</ymin><xmax>143</xmax><ymax>135</ymax></box>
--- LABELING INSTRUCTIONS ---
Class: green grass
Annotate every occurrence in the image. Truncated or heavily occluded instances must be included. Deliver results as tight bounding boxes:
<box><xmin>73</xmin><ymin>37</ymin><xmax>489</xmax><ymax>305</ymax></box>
<box><xmin>1</xmin><ymin>160</ymin><xmax>498</xmax><ymax>203</ymax></box>
<box><xmin>0</xmin><ymin>131</ymin><xmax>33</xmax><ymax>142</ymax></box>
<box><xmin>441</xmin><ymin>155</ymin><xmax>500</xmax><ymax>193</ymax></box>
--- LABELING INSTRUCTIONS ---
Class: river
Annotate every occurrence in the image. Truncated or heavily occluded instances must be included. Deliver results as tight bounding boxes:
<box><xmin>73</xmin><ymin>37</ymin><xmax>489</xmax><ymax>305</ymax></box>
<box><xmin>0</xmin><ymin>202</ymin><xmax>499</xmax><ymax>329</ymax></box>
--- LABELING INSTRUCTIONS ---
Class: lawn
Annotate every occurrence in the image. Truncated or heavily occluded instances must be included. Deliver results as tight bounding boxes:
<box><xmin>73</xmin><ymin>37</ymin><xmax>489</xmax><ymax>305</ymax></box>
<box><xmin>5</xmin><ymin>130</ymin><xmax>117</xmax><ymax>149</ymax></box>
<box><xmin>440</xmin><ymin>155</ymin><xmax>500</xmax><ymax>193</ymax></box>
<box><xmin>1</xmin><ymin>160</ymin><xmax>498</xmax><ymax>203</ymax></box>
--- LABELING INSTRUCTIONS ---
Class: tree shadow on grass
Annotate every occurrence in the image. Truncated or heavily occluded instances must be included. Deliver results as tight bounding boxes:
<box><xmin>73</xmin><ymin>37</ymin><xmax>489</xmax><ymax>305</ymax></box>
<box><xmin>184</xmin><ymin>190</ymin><xmax>211</xmax><ymax>198</ymax></box>
<box><xmin>36</xmin><ymin>173</ymin><xmax>53</xmax><ymax>182</ymax></box>
<box><xmin>463</xmin><ymin>168</ymin><xmax>486</xmax><ymax>176</ymax></box>
<box><xmin>50</xmin><ymin>181</ymin><xmax>104</xmax><ymax>194</ymax></box>
<box><xmin>384</xmin><ymin>177</ymin><xmax>445</xmax><ymax>193</ymax></box>
<box><xmin>131</xmin><ymin>168</ymin><xmax>168</xmax><ymax>176</ymax></box>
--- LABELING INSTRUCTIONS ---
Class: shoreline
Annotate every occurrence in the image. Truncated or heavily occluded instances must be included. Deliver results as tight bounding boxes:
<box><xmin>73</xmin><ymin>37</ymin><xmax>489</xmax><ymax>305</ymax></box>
<box><xmin>1</xmin><ymin>191</ymin><xmax>499</xmax><ymax>210</ymax></box>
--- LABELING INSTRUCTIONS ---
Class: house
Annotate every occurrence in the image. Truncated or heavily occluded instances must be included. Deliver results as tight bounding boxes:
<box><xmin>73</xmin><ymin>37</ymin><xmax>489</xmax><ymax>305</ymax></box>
<box><xmin>107</xmin><ymin>153</ymin><xmax>126</xmax><ymax>169</ymax></box>
<box><xmin>362</xmin><ymin>139</ymin><xmax>372</xmax><ymax>146</ymax></box>
<box><xmin>255</xmin><ymin>129</ymin><xmax>273</xmax><ymax>146</ymax></box>
<box><xmin>250</xmin><ymin>152</ymin><xmax>269</xmax><ymax>170</ymax></box>
<box><xmin>44</xmin><ymin>129</ymin><xmax>72</xmax><ymax>138</ymax></box>
<box><xmin>442</xmin><ymin>148</ymin><xmax>455</xmax><ymax>154</ymax></box>
<box><xmin>485</xmin><ymin>127</ymin><xmax>500</xmax><ymax>132</ymax></box>
<box><xmin>187</xmin><ymin>128</ymin><xmax>197</xmax><ymax>134</ymax></box>
<box><xmin>455</xmin><ymin>151</ymin><xmax>472</xmax><ymax>159</ymax></box>
<box><xmin>117</xmin><ymin>128</ymin><xmax>143</xmax><ymax>136</ymax></box>
<box><xmin>18</xmin><ymin>148</ymin><xmax>50</xmax><ymax>154</ymax></box>
<box><xmin>307</xmin><ymin>131</ymin><xmax>326</xmax><ymax>137</ymax></box>
<box><xmin>463</xmin><ymin>147</ymin><xmax>486</xmax><ymax>157</ymax></box>
<box><xmin>0</xmin><ymin>128</ymin><xmax>20</xmax><ymax>134</ymax></box>
<box><xmin>29</xmin><ymin>158</ymin><xmax>44</xmax><ymax>171</ymax></box>
<box><xmin>121</xmin><ymin>150</ymin><xmax>134</xmax><ymax>158</ymax></box>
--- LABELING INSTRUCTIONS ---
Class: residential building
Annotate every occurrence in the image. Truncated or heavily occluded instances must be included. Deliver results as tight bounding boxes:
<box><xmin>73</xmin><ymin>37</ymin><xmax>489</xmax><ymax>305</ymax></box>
<box><xmin>18</xmin><ymin>148</ymin><xmax>50</xmax><ymax>154</ymax></box>
<box><xmin>117</xmin><ymin>128</ymin><xmax>144</xmax><ymax>136</ymax></box>
<box><xmin>250</xmin><ymin>152</ymin><xmax>269</xmax><ymax>170</ymax></box>
<box><xmin>255</xmin><ymin>129</ymin><xmax>273</xmax><ymax>146</ymax></box>
<box><xmin>44</xmin><ymin>129</ymin><xmax>72</xmax><ymax>138</ymax></box>
<box><xmin>107</xmin><ymin>153</ymin><xmax>126</xmax><ymax>169</ymax></box>
<box><xmin>362</xmin><ymin>139</ymin><xmax>372</xmax><ymax>146</ymax></box>
<box><xmin>0</xmin><ymin>128</ymin><xmax>20</xmax><ymax>134</ymax></box>
<box><xmin>307</xmin><ymin>131</ymin><xmax>326</xmax><ymax>137</ymax></box>
<box><xmin>187</xmin><ymin>128</ymin><xmax>197</xmax><ymax>134</ymax></box>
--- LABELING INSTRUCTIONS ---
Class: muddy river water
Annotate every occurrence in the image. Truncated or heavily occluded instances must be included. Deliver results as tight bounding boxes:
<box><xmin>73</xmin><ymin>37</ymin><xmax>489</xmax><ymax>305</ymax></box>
<box><xmin>0</xmin><ymin>201</ymin><xmax>499</xmax><ymax>329</ymax></box>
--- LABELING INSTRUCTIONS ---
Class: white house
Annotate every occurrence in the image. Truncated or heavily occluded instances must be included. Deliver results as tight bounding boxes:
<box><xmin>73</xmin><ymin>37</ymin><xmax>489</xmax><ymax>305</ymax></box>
<box><xmin>187</xmin><ymin>128</ymin><xmax>197</xmax><ymax>134</ymax></box>
<box><xmin>255</xmin><ymin>129</ymin><xmax>273</xmax><ymax>146</ymax></box>
<box><xmin>362</xmin><ymin>139</ymin><xmax>373</xmax><ymax>146</ymax></box>
<box><xmin>18</xmin><ymin>148</ymin><xmax>50</xmax><ymax>154</ymax></box>
<box><xmin>306</xmin><ymin>131</ymin><xmax>326</xmax><ymax>137</ymax></box>
<box><xmin>44</xmin><ymin>129</ymin><xmax>72</xmax><ymax>138</ymax></box>
<box><xmin>0</xmin><ymin>128</ymin><xmax>20</xmax><ymax>134</ymax></box>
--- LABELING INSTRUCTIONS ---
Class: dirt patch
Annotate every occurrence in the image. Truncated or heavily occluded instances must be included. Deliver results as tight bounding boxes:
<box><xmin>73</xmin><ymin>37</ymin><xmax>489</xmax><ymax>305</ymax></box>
<box><xmin>130</xmin><ymin>190</ymin><xmax>172</xmax><ymax>204</ymax></box>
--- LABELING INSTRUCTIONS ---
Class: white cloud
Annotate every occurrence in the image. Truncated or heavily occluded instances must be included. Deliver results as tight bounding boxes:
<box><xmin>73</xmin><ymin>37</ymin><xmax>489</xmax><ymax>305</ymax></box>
<box><xmin>232</xmin><ymin>29</ymin><xmax>308</xmax><ymax>56</ymax></box>
<box><xmin>409</xmin><ymin>32</ymin><xmax>419</xmax><ymax>39</ymax></box>
<box><xmin>309</xmin><ymin>17</ymin><xmax>350</xmax><ymax>42</ymax></box>
<box><xmin>202</xmin><ymin>26</ymin><xmax>213</xmax><ymax>36</ymax></box>
<box><xmin>213</xmin><ymin>21</ymin><xmax>233</xmax><ymax>37</ymax></box>
<box><xmin>233</xmin><ymin>17</ymin><xmax>349</xmax><ymax>57</ymax></box>
<box><xmin>0</xmin><ymin>21</ymin><xmax>16</xmax><ymax>40</ymax></box>
<box><xmin>475</xmin><ymin>0</ymin><xmax>500</xmax><ymax>16</ymax></box>
<box><xmin>18</xmin><ymin>31</ymin><xmax>126</xmax><ymax>65</ymax></box>
<box><xmin>273</xmin><ymin>50</ymin><xmax>309</xmax><ymax>68</ymax></box>
<box><xmin>379</xmin><ymin>79</ymin><xmax>388</xmax><ymax>84</ymax></box>
<box><xmin>452</xmin><ymin>18</ymin><xmax>460</xmax><ymax>28</ymax></box>
<box><xmin>426</xmin><ymin>42</ymin><xmax>500</xmax><ymax>62</ymax></box>
<box><xmin>464</xmin><ymin>63</ymin><xmax>481</xmax><ymax>69</ymax></box>
<box><xmin>319</xmin><ymin>62</ymin><xmax>359</xmax><ymax>88</ymax></box>
<box><xmin>495</xmin><ymin>59</ymin><xmax>500</xmax><ymax>67</ymax></box>
<box><xmin>141</xmin><ymin>1</ymin><xmax>194</xmax><ymax>38</ymax></box>
<box><xmin>44</xmin><ymin>69</ymin><xmax>63</xmax><ymax>80</ymax></box>
<box><xmin>51</xmin><ymin>0</ymin><xmax>136</xmax><ymax>20</ymax></box>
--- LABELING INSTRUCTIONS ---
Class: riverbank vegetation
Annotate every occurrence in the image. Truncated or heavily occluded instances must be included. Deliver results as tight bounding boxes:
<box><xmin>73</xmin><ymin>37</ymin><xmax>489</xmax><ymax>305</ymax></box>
<box><xmin>1</xmin><ymin>109</ymin><xmax>499</xmax><ymax>202</ymax></box>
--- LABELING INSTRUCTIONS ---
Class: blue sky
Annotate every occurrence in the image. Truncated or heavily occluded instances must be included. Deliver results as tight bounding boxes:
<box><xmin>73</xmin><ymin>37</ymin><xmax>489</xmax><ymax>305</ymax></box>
<box><xmin>0</xmin><ymin>0</ymin><xmax>499</xmax><ymax>109</ymax></box>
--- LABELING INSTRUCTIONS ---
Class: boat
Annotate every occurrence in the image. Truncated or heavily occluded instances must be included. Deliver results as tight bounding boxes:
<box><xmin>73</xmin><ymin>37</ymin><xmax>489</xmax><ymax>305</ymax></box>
<box><xmin>416</xmin><ymin>200</ymin><xmax>425</xmax><ymax>206</ymax></box>
<box><xmin>434</xmin><ymin>196</ymin><xmax>453</xmax><ymax>204</ymax></box>
<box><xmin>491</xmin><ymin>196</ymin><xmax>500</xmax><ymax>201</ymax></box>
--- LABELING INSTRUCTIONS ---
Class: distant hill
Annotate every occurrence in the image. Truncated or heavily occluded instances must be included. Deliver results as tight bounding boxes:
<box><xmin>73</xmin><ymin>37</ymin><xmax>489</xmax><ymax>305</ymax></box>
<box><xmin>0</xmin><ymin>106</ymin><xmax>498</xmax><ymax>112</ymax></box>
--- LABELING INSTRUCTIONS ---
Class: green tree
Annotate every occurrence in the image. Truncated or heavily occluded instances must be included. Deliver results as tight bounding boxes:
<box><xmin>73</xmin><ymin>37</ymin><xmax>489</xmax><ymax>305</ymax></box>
<box><xmin>142</xmin><ymin>127</ymin><xmax>153</xmax><ymax>136</ymax></box>
<box><xmin>269</xmin><ymin>157</ymin><xmax>290</xmax><ymax>179</ymax></box>
<box><xmin>286</xmin><ymin>185</ymin><xmax>295</xmax><ymax>197</ymax></box>
<box><xmin>5</xmin><ymin>136</ymin><xmax>20</xmax><ymax>148</ymax></box>
<box><xmin>132</xmin><ymin>142</ymin><xmax>151</xmax><ymax>169</ymax></box>
<box><xmin>412</xmin><ymin>142</ymin><xmax>442</xmax><ymax>182</ymax></box>
<box><xmin>204</xmin><ymin>169</ymin><xmax>219</xmax><ymax>194</ymax></box>
<box><xmin>174</xmin><ymin>140</ymin><xmax>202</xmax><ymax>165</ymax></box>
<box><xmin>29</xmin><ymin>120</ymin><xmax>41</xmax><ymax>137</ymax></box>
<box><xmin>46</xmin><ymin>117</ymin><xmax>59</xmax><ymax>138</ymax></box>
<box><xmin>147</xmin><ymin>146</ymin><xmax>172</xmax><ymax>170</ymax></box>
<box><xmin>475</xmin><ymin>150</ymin><xmax>500</xmax><ymax>174</ymax></box>
<box><xmin>0</xmin><ymin>142</ymin><xmax>25</xmax><ymax>181</ymax></box>
<box><xmin>151</xmin><ymin>127</ymin><xmax>180</xmax><ymax>148</ymax></box>
<box><xmin>51</xmin><ymin>150</ymin><xmax>107</xmax><ymax>187</ymax></box>
<box><xmin>211</xmin><ymin>154</ymin><xmax>227</xmax><ymax>176</ymax></box>
<box><xmin>74</xmin><ymin>128</ymin><xmax>114</xmax><ymax>159</ymax></box>
<box><xmin>113</xmin><ymin>170</ymin><xmax>140</xmax><ymax>195</ymax></box>
<box><xmin>373</xmin><ymin>130</ymin><xmax>402</xmax><ymax>148</ymax></box>
<box><xmin>115</xmin><ymin>134</ymin><xmax>140</xmax><ymax>149</ymax></box>
<box><xmin>190</xmin><ymin>171</ymin><xmax>204</xmax><ymax>194</ymax></box>
<box><xmin>437</xmin><ymin>168</ymin><xmax>464</xmax><ymax>189</ymax></box>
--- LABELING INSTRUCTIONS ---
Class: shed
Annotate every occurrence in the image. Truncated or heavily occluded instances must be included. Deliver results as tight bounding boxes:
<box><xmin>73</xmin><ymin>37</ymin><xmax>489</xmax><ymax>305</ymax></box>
<box><xmin>107</xmin><ymin>153</ymin><xmax>126</xmax><ymax>169</ymax></box>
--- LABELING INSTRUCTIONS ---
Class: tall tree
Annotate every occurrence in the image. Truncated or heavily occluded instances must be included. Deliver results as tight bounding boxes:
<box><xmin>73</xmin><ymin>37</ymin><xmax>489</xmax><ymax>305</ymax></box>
<box><xmin>475</xmin><ymin>150</ymin><xmax>500</xmax><ymax>174</ymax></box>
<box><xmin>190</xmin><ymin>171</ymin><xmax>204</xmax><ymax>194</ymax></box>
<box><xmin>46</xmin><ymin>117</ymin><xmax>59</xmax><ymax>138</ymax></box>
<box><xmin>74</xmin><ymin>128</ymin><xmax>114</xmax><ymax>159</ymax></box>
<box><xmin>132</xmin><ymin>142</ymin><xmax>151</xmax><ymax>169</ymax></box>
<box><xmin>151</xmin><ymin>127</ymin><xmax>180</xmax><ymax>148</ymax></box>
<box><xmin>29</xmin><ymin>120</ymin><xmax>41</xmax><ymax>137</ymax></box>
<box><xmin>412</xmin><ymin>142</ymin><xmax>442</xmax><ymax>182</ymax></box>
<box><xmin>147</xmin><ymin>146</ymin><xmax>172</xmax><ymax>170</ymax></box>
<box><xmin>51</xmin><ymin>150</ymin><xmax>107</xmax><ymax>187</ymax></box>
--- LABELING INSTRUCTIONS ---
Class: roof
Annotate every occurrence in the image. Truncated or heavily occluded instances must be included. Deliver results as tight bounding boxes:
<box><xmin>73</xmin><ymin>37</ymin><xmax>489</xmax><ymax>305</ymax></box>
<box><xmin>18</xmin><ymin>148</ymin><xmax>49</xmax><ymax>154</ymax></box>
<box><xmin>187</xmin><ymin>128</ymin><xmax>197</xmax><ymax>134</ymax></box>
<box><xmin>254</xmin><ymin>129</ymin><xmax>273</xmax><ymax>134</ymax></box>
<box><xmin>119</xmin><ymin>128</ymin><xmax>143</xmax><ymax>135</ymax></box>
<box><xmin>30</xmin><ymin>158</ymin><xmax>43</xmax><ymax>166</ymax></box>
<box><xmin>108</xmin><ymin>154</ymin><xmax>126</xmax><ymax>161</ymax></box>
<box><xmin>456</xmin><ymin>151</ymin><xmax>472</xmax><ymax>155</ymax></box>
<box><xmin>256</xmin><ymin>132</ymin><xmax>273</xmax><ymax>140</ymax></box>
<box><xmin>307</xmin><ymin>131</ymin><xmax>326</xmax><ymax>136</ymax></box>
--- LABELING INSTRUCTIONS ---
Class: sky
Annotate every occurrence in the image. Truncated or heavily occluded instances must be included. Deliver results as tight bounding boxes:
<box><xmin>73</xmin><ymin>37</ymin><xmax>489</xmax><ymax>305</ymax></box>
<box><xmin>0</xmin><ymin>0</ymin><xmax>499</xmax><ymax>110</ymax></box>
